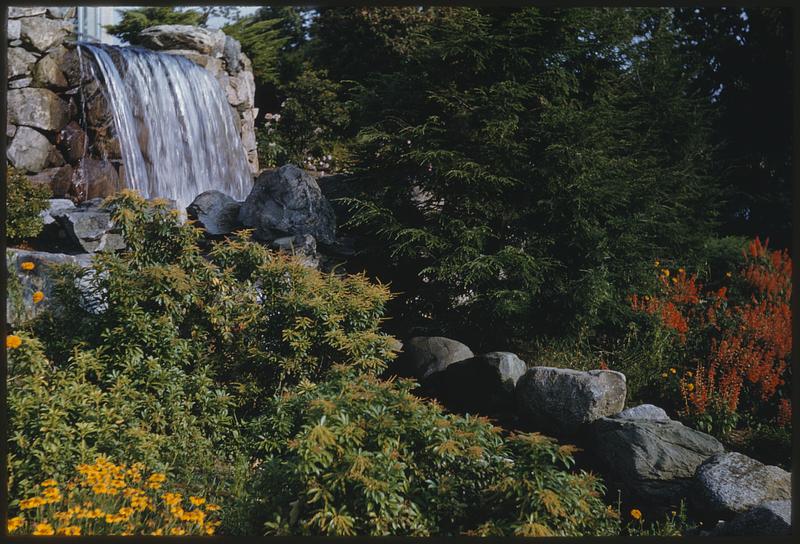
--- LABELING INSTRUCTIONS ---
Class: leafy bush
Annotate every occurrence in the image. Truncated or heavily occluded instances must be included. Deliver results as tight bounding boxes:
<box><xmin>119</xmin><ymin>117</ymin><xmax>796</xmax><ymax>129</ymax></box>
<box><xmin>6</xmin><ymin>166</ymin><xmax>50</xmax><ymax>243</ymax></box>
<box><xmin>246</xmin><ymin>366</ymin><xmax>619</xmax><ymax>536</ymax></box>
<box><xmin>8</xmin><ymin>457</ymin><xmax>221</xmax><ymax>536</ymax></box>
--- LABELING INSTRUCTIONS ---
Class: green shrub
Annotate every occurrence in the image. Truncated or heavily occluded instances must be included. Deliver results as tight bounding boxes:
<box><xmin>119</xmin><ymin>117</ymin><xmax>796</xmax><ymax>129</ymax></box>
<box><xmin>246</xmin><ymin>366</ymin><xmax>619</xmax><ymax>536</ymax></box>
<box><xmin>6</xmin><ymin>166</ymin><xmax>50</xmax><ymax>243</ymax></box>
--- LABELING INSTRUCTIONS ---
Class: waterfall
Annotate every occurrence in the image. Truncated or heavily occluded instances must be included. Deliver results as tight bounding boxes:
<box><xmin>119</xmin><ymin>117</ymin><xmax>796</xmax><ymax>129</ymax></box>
<box><xmin>78</xmin><ymin>43</ymin><xmax>253</xmax><ymax>212</ymax></box>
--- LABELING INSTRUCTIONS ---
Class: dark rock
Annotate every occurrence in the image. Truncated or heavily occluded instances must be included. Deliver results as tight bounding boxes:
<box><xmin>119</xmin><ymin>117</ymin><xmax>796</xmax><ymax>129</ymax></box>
<box><xmin>70</xmin><ymin>158</ymin><xmax>122</xmax><ymax>201</ymax></box>
<box><xmin>57</xmin><ymin>121</ymin><xmax>88</xmax><ymax>163</ymax></box>
<box><xmin>425</xmin><ymin>351</ymin><xmax>527</xmax><ymax>414</ymax></box>
<box><xmin>590</xmin><ymin>416</ymin><xmax>724</xmax><ymax>507</ymax></box>
<box><xmin>713</xmin><ymin>500</ymin><xmax>791</xmax><ymax>536</ymax></box>
<box><xmin>29</xmin><ymin>165</ymin><xmax>74</xmax><ymax>196</ymax></box>
<box><xmin>186</xmin><ymin>190</ymin><xmax>242</xmax><ymax>235</ymax></box>
<box><xmin>393</xmin><ymin>336</ymin><xmax>474</xmax><ymax>380</ymax></box>
<box><xmin>694</xmin><ymin>452</ymin><xmax>791</xmax><ymax>520</ymax></box>
<box><xmin>515</xmin><ymin>367</ymin><xmax>627</xmax><ymax>434</ymax></box>
<box><xmin>239</xmin><ymin>164</ymin><xmax>336</xmax><ymax>245</ymax></box>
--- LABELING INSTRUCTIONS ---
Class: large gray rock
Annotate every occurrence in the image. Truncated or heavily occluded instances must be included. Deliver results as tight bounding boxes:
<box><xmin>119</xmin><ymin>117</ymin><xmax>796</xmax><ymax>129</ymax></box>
<box><xmin>7</xmin><ymin>127</ymin><xmax>55</xmax><ymax>173</ymax></box>
<box><xmin>52</xmin><ymin>200</ymin><xmax>126</xmax><ymax>253</ymax></box>
<box><xmin>7</xmin><ymin>88</ymin><xmax>70</xmax><ymax>132</ymax></box>
<box><xmin>515</xmin><ymin>367</ymin><xmax>627</xmax><ymax>434</ymax></box>
<box><xmin>590</xmin><ymin>416</ymin><xmax>724</xmax><ymax>506</ymax></box>
<box><xmin>394</xmin><ymin>336</ymin><xmax>474</xmax><ymax>379</ymax></box>
<box><xmin>33</xmin><ymin>53</ymin><xmax>69</xmax><ymax>89</ymax></box>
<box><xmin>425</xmin><ymin>351</ymin><xmax>527</xmax><ymax>414</ymax></box>
<box><xmin>186</xmin><ymin>190</ymin><xmax>242</xmax><ymax>236</ymax></box>
<box><xmin>41</xmin><ymin>199</ymin><xmax>76</xmax><ymax>225</ymax></box>
<box><xmin>138</xmin><ymin>25</ymin><xmax>226</xmax><ymax>55</ymax></box>
<box><xmin>713</xmin><ymin>500</ymin><xmax>791</xmax><ymax>536</ymax></box>
<box><xmin>239</xmin><ymin>165</ymin><xmax>337</xmax><ymax>245</ymax></box>
<box><xmin>223</xmin><ymin>35</ymin><xmax>242</xmax><ymax>72</ymax></box>
<box><xmin>694</xmin><ymin>452</ymin><xmax>791</xmax><ymax>519</ymax></box>
<box><xmin>8</xmin><ymin>47</ymin><xmax>37</xmax><ymax>79</ymax></box>
<box><xmin>19</xmin><ymin>16</ymin><xmax>72</xmax><ymax>52</ymax></box>
<box><xmin>6</xmin><ymin>248</ymin><xmax>92</xmax><ymax>326</ymax></box>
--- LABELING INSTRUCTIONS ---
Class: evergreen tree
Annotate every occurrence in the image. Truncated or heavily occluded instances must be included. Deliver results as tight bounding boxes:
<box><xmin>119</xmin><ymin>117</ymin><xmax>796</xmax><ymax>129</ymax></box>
<box><xmin>105</xmin><ymin>7</ymin><xmax>205</xmax><ymax>45</ymax></box>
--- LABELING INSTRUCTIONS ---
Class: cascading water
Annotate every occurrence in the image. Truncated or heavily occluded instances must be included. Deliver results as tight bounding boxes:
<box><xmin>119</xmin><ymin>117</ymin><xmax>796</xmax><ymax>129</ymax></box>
<box><xmin>78</xmin><ymin>43</ymin><xmax>253</xmax><ymax>212</ymax></box>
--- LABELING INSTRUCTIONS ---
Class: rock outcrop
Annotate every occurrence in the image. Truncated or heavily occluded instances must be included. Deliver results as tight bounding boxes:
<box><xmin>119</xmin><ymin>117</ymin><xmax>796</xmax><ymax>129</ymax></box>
<box><xmin>187</xmin><ymin>190</ymin><xmax>243</xmax><ymax>236</ymax></box>
<box><xmin>393</xmin><ymin>336</ymin><xmax>475</xmax><ymax>380</ymax></box>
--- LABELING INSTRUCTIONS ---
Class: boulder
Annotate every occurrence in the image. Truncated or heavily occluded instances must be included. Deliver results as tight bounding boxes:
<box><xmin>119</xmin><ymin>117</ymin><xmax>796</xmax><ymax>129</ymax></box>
<box><xmin>590</xmin><ymin>415</ymin><xmax>724</xmax><ymax>506</ymax></box>
<box><xmin>46</xmin><ymin>7</ymin><xmax>77</xmax><ymax>19</ymax></box>
<box><xmin>70</xmin><ymin>159</ymin><xmax>122</xmax><ymax>201</ymax></box>
<box><xmin>713</xmin><ymin>500</ymin><xmax>791</xmax><ymax>536</ymax></box>
<box><xmin>7</xmin><ymin>18</ymin><xmax>22</xmax><ymax>41</ymax></box>
<box><xmin>223</xmin><ymin>35</ymin><xmax>242</xmax><ymax>72</ymax></box>
<box><xmin>239</xmin><ymin>165</ymin><xmax>337</xmax><ymax>245</ymax></box>
<box><xmin>394</xmin><ymin>336</ymin><xmax>474</xmax><ymax>380</ymax></box>
<box><xmin>270</xmin><ymin>234</ymin><xmax>320</xmax><ymax>269</ymax></box>
<box><xmin>33</xmin><ymin>53</ymin><xmax>69</xmax><ymax>89</ymax></box>
<box><xmin>29</xmin><ymin>165</ymin><xmax>74</xmax><ymax>196</ymax></box>
<box><xmin>57</xmin><ymin>121</ymin><xmax>88</xmax><ymax>163</ymax></box>
<box><xmin>425</xmin><ymin>351</ymin><xmax>527</xmax><ymax>414</ymax></box>
<box><xmin>694</xmin><ymin>452</ymin><xmax>791</xmax><ymax>520</ymax></box>
<box><xmin>138</xmin><ymin>25</ymin><xmax>226</xmax><ymax>56</ymax></box>
<box><xmin>41</xmin><ymin>199</ymin><xmax>77</xmax><ymax>225</ymax></box>
<box><xmin>19</xmin><ymin>16</ymin><xmax>72</xmax><ymax>52</ymax></box>
<box><xmin>6</xmin><ymin>248</ymin><xmax>92</xmax><ymax>326</ymax></box>
<box><xmin>52</xmin><ymin>199</ymin><xmax>126</xmax><ymax>253</ymax></box>
<box><xmin>7</xmin><ymin>88</ymin><xmax>70</xmax><ymax>132</ymax></box>
<box><xmin>7</xmin><ymin>127</ymin><xmax>55</xmax><ymax>173</ymax></box>
<box><xmin>515</xmin><ymin>367</ymin><xmax>626</xmax><ymax>434</ymax></box>
<box><xmin>7</xmin><ymin>124</ymin><xmax>18</xmax><ymax>138</ymax></box>
<box><xmin>186</xmin><ymin>190</ymin><xmax>242</xmax><ymax>236</ymax></box>
<box><xmin>8</xmin><ymin>47</ymin><xmax>37</xmax><ymax>79</ymax></box>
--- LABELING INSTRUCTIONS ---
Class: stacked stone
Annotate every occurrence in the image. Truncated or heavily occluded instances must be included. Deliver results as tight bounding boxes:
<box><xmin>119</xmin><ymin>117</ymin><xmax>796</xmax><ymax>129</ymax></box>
<box><xmin>7</xmin><ymin>8</ymin><xmax>76</xmax><ymax>185</ymax></box>
<box><xmin>137</xmin><ymin>25</ymin><xmax>259</xmax><ymax>173</ymax></box>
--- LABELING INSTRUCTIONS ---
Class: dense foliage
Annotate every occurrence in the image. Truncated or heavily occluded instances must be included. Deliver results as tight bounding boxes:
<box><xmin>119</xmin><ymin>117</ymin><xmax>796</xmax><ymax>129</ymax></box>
<box><xmin>6</xmin><ymin>166</ymin><xmax>50</xmax><ymax>243</ymax></box>
<box><xmin>246</xmin><ymin>366</ymin><xmax>619</xmax><ymax>536</ymax></box>
<box><xmin>105</xmin><ymin>7</ymin><xmax>205</xmax><ymax>45</ymax></box>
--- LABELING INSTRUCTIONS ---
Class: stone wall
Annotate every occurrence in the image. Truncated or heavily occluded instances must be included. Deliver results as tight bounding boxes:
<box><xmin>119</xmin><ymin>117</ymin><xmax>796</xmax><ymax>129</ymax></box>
<box><xmin>6</xmin><ymin>9</ymin><xmax>259</xmax><ymax>201</ymax></box>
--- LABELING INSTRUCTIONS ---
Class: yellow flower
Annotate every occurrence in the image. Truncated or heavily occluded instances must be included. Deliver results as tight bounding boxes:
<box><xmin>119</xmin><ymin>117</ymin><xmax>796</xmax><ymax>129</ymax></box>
<box><xmin>725</xmin><ymin>271</ymin><xmax>732</xmax><ymax>278</ymax></box>
<box><xmin>58</xmin><ymin>525</ymin><xmax>82</xmax><ymax>536</ymax></box>
<box><xmin>678</xmin><ymin>268</ymin><xmax>685</xmax><ymax>274</ymax></box>
<box><xmin>151</xmin><ymin>529</ymin><xmax>164</xmax><ymax>536</ymax></box>
<box><xmin>20</xmin><ymin>497</ymin><xmax>44</xmax><ymax>509</ymax></box>
<box><xmin>6</xmin><ymin>335</ymin><xmax>22</xmax><ymax>349</ymax></box>
<box><xmin>41</xmin><ymin>479</ymin><xmax>58</xmax><ymax>487</ymax></box>
<box><xmin>686</xmin><ymin>383</ymin><xmax>695</xmax><ymax>392</ymax></box>
<box><xmin>7</xmin><ymin>516</ymin><xmax>24</xmax><ymax>533</ymax></box>
<box><xmin>672</xmin><ymin>277</ymin><xmax>678</xmax><ymax>283</ymax></box>
<box><xmin>205</xmin><ymin>503</ymin><xmax>220</xmax><ymax>512</ymax></box>
<box><xmin>630</xmin><ymin>508</ymin><xmax>642</xmax><ymax>520</ymax></box>
<box><xmin>21</xmin><ymin>261</ymin><xmax>35</xmax><ymax>271</ymax></box>
<box><xmin>189</xmin><ymin>496</ymin><xmax>206</xmax><ymax>506</ymax></box>
<box><xmin>170</xmin><ymin>527</ymin><xmax>187</xmax><ymax>535</ymax></box>
<box><xmin>654</xmin><ymin>260</ymin><xmax>660</xmax><ymax>267</ymax></box>
<box><xmin>661</xmin><ymin>268</ymin><xmax>670</xmax><ymax>277</ymax></box>
<box><xmin>670</xmin><ymin>368</ymin><xmax>676</xmax><ymax>374</ymax></box>
<box><xmin>32</xmin><ymin>291</ymin><xmax>45</xmax><ymax>304</ymax></box>
<box><xmin>661</xmin><ymin>372</ymin><xmax>668</xmax><ymax>378</ymax></box>
<box><xmin>33</xmin><ymin>522</ymin><xmax>55</xmax><ymax>535</ymax></box>
<box><xmin>118</xmin><ymin>507</ymin><xmax>134</xmax><ymax>518</ymax></box>
<box><xmin>686</xmin><ymin>371</ymin><xmax>693</xmax><ymax>377</ymax></box>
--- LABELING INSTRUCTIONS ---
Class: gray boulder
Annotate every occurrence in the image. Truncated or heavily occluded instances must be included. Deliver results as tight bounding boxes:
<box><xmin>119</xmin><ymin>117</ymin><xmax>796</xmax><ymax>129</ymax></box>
<box><xmin>590</xmin><ymin>415</ymin><xmax>724</xmax><ymax>506</ymax></box>
<box><xmin>395</xmin><ymin>336</ymin><xmax>474</xmax><ymax>380</ymax></box>
<box><xmin>694</xmin><ymin>452</ymin><xmax>791</xmax><ymax>519</ymax></box>
<box><xmin>7</xmin><ymin>127</ymin><xmax>55</xmax><ymax>173</ymax></box>
<box><xmin>33</xmin><ymin>54</ymin><xmax>69</xmax><ymax>89</ymax></box>
<box><xmin>9</xmin><ymin>7</ymin><xmax>47</xmax><ymax>18</ymax></box>
<box><xmin>713</xmin><ymin>500</ymin><xmax>791</xmax><ymax>536</ymax></box>
<box><xmin>7</xmin><ymin>18</ymin><xmax>22</xmax><ymax>41</ymax></box>
<box><xmin>52</xmin><ymin>200</ymin><xmax>125</xmax><ymax>253</ymax></box>
<box><xmin>138</xmin><ymin>25</ymin><xmax>226</xmax><ymax>55</ymax></box>
<box><xmin>46</xmin><ymin>7</ymin><xmax>77</xmax><ymax>19</ymax></box>
<box><xmin>19</xmin><ymin>16</ymin><xmax>72</xmax><ymax>52</ymax></box>
<box><xmin>41</xmin><ymin>199</ymin><xmax>76</xmax><ymax>225</ymax></box>
<box><xmin>186</xmin><ymin>190</ymin><xmax>242</xmax><ymax>235</ymax></box>
<box><xmin>515</xmin><ymin>367</ymin><xmax>626</xmax><ymax>434</ymax></box>
<box><xmin>6</xmin><ymin>248</ymin><xmax>92</xmax><ymax>326</ymax></box>
<box><xmin>616</xmin><ymin>404</ymin><xmax>671</xmax><ymax>421</ymax></box>
<box><xmin>7</xmin><ymin>88</ymin><xmax>70</xmax><ymax>132</ymax></box>
<box><xmin>8</xmin><ymin>47</ymin><xmax>37</xmax><ymax>79</ymax></box>
<box><xmin>425</xmin><ymin>351</ymin><xmax>527</xmax><ymax>414</ymax></box>
<box><xmin>223</xmin><ymin>35</ymin><xmax>242</xmax><ymax>72</ymax></box>
<box><xmin>239</xmin><ymin>165</ymin><xmax>336</xmax><ymax>245</ymax></box>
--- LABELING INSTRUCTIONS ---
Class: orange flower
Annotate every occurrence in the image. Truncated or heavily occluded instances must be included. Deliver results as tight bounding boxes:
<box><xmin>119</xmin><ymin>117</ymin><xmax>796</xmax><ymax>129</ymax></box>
<box><xmin>6</xmin><ymin>335</ymin><xmax>22</xmax><ymax>349</ymax></box>
<box><xmin>630</xmin><ymin>509</ymin><xmax>642</xmax><ymax>520</ymax></box>
<box><xmin>32</xmin><ymin>291</ymin><xmax>45</xmax><ymax>304</ymax></box>
<box><xmin>20</xmin><ymin>261</ymin><xmax>35</xmax><ymax>271</ymax></box>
